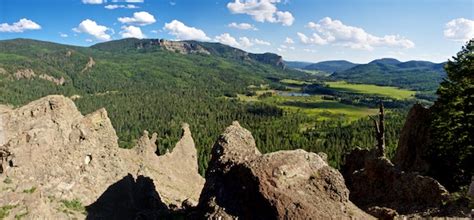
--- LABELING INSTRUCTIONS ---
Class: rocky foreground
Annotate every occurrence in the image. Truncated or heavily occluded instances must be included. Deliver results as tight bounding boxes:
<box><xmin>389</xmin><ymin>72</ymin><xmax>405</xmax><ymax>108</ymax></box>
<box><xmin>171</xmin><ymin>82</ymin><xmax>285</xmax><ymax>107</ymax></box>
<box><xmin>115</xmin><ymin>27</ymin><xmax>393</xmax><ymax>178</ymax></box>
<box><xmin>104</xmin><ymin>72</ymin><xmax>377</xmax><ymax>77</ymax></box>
<box><xmin>0</xmin><ymin>96</ymin><xmax>471</xmax><ymax>219</ymax></box>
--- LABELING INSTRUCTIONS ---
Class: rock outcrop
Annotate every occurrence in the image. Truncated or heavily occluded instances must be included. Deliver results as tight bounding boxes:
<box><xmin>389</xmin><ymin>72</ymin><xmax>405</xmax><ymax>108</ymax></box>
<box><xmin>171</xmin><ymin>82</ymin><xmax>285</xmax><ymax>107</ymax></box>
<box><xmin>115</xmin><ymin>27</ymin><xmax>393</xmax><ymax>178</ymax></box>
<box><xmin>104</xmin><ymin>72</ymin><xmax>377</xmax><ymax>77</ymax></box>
<box><xmin>0</xmin><ymin>95</ymin><xmax>203</xmax><ymax>219</ymax></box>
<box><xmin>197</xmin><ymin>121</ymin><xmax>373</xmax><ymax>219</ymax></box>
<box><xmin>81</xmin><ymin>57</ymin><xmax>95</xmax><ymax>73</ymax></box>
<box><xmin>11</xmin><ymin>68</ymin><xmax>65</xmax><ymax>85</ymax></box>
<box><xmin>133</xmin><ymin>124</ymin><xmax>205</xmax><ymax>208</ymax></box>
<box><xmin>342</xmin><ymin>148</ymin><xmax>450</xmax><ymax>217</ymax></box>
<box><xmin>13</xmin><ymin>68</ymin><xmax>36</xmax><ymax>80</ymax></box>
<box><xmin>38</xmin><ymin>74</ymin><xmax>65</xmax><ymax>85</ymax></box>
<box><xmin>393</xmin><ymin>104</ymin><xmax>432</xmax><ymax>173</ymax></box>
<box><xmin>159</xmin><ymin>39</ymin><xmax>211</xmax><ymax>55</ymax></box>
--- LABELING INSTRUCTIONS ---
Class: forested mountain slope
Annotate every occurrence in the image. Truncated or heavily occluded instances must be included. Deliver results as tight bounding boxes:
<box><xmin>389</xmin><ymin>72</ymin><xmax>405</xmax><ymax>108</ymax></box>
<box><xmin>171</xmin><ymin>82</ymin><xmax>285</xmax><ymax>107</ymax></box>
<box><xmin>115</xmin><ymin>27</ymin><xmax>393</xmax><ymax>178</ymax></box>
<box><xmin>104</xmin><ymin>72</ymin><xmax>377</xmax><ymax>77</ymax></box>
<box><xmin>331</xmin><ymin>58</ymin><xmax>446</xmax><ymax>91</ymax></box>
<box><xmin>0</xmin><ymin>38</ymin><xmax>405</xmax><ymax>173</ymax></box>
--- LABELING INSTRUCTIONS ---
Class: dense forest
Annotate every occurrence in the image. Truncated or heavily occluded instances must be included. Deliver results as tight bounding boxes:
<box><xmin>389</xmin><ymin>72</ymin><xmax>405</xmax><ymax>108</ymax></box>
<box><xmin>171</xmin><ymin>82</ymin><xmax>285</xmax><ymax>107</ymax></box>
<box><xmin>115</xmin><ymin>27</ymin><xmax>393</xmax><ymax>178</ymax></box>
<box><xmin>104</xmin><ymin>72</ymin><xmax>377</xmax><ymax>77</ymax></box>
<box><xmin>0</xmin><ymin>38</ymin><xmax>429</xmax><ymax>174</ymax></box>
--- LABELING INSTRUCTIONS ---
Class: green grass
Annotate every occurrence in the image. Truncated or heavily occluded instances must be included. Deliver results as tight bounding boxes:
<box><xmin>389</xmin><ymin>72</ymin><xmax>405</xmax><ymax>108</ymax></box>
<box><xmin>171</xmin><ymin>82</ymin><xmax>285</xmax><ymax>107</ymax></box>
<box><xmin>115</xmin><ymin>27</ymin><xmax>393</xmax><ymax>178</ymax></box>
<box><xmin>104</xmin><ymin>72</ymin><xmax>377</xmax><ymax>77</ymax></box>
<box><xmin>295</xmin><ymin>68</ymin><xmax>331</xmax><ymax>77</ymax></box>
<box><xmin>326</xmin><ymin>81</ymin><xmax>416</xmax><ymax>100</ymax></box>
<box><xmin>60</xmin><ymin>199</ymin><xmax>86</xmax><ymax>214</ymax></box>
<box><xmin>0</xmin><ymin>205</ymin><xmax>16</xmax><ymax>219</ymax></box>
<box><xmin>14</xmin><ymin>211</ymin><xmax>28</xmax><ymax>220</ymax></box>
<box><xmin>3</xmin><ymin>178</ymin><xmax>12</xmax><ymax>184</ymax></box>
<box><xmin>22</xmin><ymin>187</ymin><xmax>36</xmax><ymax>194</ymax></box>
<box><xmin>238</xmin><ymin>91</ymin><xmax>378</xmax><ymax>121</ymax></box>
<box><xmin>280</xmin><ymin>79</ymin><xmax>311</xmax><ymax>86</ymax></box>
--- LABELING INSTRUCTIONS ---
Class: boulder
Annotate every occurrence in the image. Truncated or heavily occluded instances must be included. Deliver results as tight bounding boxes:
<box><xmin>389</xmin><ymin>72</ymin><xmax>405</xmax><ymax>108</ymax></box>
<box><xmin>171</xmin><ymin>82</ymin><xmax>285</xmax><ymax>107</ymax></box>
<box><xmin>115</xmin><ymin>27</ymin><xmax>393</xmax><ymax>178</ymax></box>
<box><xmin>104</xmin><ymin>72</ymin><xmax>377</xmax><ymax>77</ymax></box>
<box><xmin>393</xmin><ymin>104</ymin><xmax>432</xmax><ymax>173</ymax></box>
<box><xmin>342</xmin><ymin>148</ymin><xmax>449</xmax><ymax>215</ymax></box>
<box><xmin>197</xmin><ymin>121</ymin><xmax>373</xmax><ymax>219</ymax></box>
<box><xmin>0</xmin><ymin>95</ymin><xmax>204</xmax><ymax>219</ymax></box>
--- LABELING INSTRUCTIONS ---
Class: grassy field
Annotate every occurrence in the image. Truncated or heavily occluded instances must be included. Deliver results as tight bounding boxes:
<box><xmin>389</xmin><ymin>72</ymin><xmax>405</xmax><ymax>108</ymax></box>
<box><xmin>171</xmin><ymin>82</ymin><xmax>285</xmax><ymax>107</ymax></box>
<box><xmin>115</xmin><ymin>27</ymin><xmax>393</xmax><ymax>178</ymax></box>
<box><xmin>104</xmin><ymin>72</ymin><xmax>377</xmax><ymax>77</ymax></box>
<box><xmin>326</xmin><ymin>81</ymin><xmax>416</xmax><ymax>100</ymax></box>
<box><xmin>280</xmin><ymin>79</ymin><xmax>312</xmax><ymax>86</ymax></box>
<box><xmin>238</xmin><ymin>92</ymin><xmax>378</xmax><ymax>122</ymax></box>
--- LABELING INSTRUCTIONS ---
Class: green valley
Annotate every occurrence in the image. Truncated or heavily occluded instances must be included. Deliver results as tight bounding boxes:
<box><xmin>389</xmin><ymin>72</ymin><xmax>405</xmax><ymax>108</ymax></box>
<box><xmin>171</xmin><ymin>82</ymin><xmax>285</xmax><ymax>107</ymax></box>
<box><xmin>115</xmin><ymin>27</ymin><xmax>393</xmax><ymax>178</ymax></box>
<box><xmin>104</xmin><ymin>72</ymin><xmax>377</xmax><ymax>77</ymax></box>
<box><xmin>0</xmin><ymin>38</ymin><xmax>438</xmax><ymax>172</ymax></box>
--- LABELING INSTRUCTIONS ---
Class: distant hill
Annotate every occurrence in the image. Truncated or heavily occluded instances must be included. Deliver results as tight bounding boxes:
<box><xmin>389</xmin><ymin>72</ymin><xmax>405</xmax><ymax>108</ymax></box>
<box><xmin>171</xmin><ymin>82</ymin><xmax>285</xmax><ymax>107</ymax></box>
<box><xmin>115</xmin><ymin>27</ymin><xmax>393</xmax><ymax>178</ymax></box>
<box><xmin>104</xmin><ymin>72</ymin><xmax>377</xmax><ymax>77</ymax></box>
<box><xmin>284</xmin><ymin>60</ymin><xmax>357</xmax><ymax>74</ymax></box>
<box><xmin>284</xmin><ymin>61</ymin><xmax>314</xmax><ymax>69</ymax></box>
<box><xmin>331</xmin><ymin>58</ymin><xmax>446</xmax><ymax>91</ymax></box>
<box><xmin>303</xmin><ymin>60</ymin><xmax>358</xmax><ymax>73</ymax></box>
<box><xmin>92</xmin><ymin>38</ymin><xmax>286</xmax><ymax>69</ymax></box>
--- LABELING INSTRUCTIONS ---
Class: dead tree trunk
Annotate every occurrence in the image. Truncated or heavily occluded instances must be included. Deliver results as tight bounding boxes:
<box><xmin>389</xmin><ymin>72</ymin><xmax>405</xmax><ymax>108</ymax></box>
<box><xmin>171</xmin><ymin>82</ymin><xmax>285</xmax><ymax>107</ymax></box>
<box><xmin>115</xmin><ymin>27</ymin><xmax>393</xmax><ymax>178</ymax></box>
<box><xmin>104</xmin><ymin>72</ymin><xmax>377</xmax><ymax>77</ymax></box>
<box><xmin>370</xmin><ymin>102</ymin><xmax>385</xmax><ymax>157</ymax></box>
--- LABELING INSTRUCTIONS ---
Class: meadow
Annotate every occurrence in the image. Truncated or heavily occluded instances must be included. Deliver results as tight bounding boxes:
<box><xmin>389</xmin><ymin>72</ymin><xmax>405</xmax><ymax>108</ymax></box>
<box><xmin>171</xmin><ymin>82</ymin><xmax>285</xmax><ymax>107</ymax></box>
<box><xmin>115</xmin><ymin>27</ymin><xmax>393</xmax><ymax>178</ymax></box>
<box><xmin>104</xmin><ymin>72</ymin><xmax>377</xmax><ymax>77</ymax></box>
<box><xmin>326</xmin><ymin>81</ymin><xmax>416</xmax><ymax>100</ymax></box>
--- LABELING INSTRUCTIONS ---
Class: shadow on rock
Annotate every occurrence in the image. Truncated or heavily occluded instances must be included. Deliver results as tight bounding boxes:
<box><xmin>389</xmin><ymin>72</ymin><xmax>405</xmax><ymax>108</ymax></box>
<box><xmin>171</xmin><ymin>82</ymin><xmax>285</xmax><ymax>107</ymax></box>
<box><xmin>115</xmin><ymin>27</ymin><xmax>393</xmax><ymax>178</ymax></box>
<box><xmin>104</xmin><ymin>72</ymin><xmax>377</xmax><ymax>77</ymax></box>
<box><xmin>86</xmin><ymin>174</ymin><xmax>168</xmax><ymax>220</ymax></box>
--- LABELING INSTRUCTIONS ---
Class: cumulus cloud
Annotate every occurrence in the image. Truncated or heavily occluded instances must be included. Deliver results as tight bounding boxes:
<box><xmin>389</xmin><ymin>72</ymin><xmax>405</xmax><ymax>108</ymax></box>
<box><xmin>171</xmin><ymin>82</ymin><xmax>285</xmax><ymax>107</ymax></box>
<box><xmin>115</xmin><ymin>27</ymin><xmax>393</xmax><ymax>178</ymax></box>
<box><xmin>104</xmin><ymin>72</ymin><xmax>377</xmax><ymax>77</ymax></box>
<box><xmin>60</xmin><ymin>33</ymin><xmax>68</xmax><ymax>37</ymax></box>
<box><xmin>285</xmin><ymin>37</ymin><xmax>294</xmax><ymax>44</ymax></box>
<box><xmin>444</xmin><ymin>18</ymin><xmax>474</xmax><ymax>42</ymax></box>
<box><xmin>120</xmin><ymin>25</ymin><xmax>145</xmax><ymax>38</ymax></box>
<box><xmin>254</xmin><ymin>38</ymin><xmax>271</xmax><ymax>45</ymax></box>
<box><xmin>105</xmin><ymin>4</ymin><xmax>138</xmax><ymax>9</ymax></box>
<box><xmin>298</xmin><ymin>17</ymin><xmax>415</xmax><ymax>50</ymax></box>
<box><xmin>73</xmin><ymin>19</ymin><xmax>112</xmax><ymax>41</ymax></box>
<box><xmin>227</xmin><ymin>0</ymin><xmax>294</xmax><ymax>26</ymax></box>
<box><xmin>215</xmin><ymin>33</ymin><xmax>241</xmax><ymax>47</ymax></box>
<box><xmin>118</xmin><ymin>11</ymin><xmax>156</xmax><ymax>26</ymax></box>
<box><xmin>275</xmin><ymin>11</ymin><xmax>294</xmax><ymax>26</ymax></box>
<box><xmin>82</xmin><ymin>0</ymin><xmax>104</xmax><ymax>4</ymax></box>
<box><xmin>228</xmin><ymin>22</ymin><xmax>258</xmax><ymax>30</ymax></box>
<box><xmin>239</xmin><ymin>36</ymin><xmax>254</xmax><ymax>47</ymax></box>
<box><xmin>215</xmin><ymin>33</ymin><xmax>271</xmax><ymax>49</ymax></box>
<box><xmin>0</xmin><ymin>18</ymin><xmax>41</xmax><ymax>33</ymax></box>
<box><xmin>164</xmin><ymin>20</ymin><xmax>210</xmax><ymax>41</ymax></box>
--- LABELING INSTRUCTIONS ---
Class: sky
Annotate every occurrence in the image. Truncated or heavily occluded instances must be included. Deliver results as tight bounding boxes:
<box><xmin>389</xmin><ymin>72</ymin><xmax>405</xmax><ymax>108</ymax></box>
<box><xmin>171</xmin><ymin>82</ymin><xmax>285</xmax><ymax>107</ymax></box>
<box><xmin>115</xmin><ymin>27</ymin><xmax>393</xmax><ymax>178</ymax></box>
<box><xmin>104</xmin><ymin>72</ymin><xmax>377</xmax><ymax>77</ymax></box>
<box><xmin>0</xmin><ymin>0</ymin><xmax>473</xmax><ymax>63</ymax></box>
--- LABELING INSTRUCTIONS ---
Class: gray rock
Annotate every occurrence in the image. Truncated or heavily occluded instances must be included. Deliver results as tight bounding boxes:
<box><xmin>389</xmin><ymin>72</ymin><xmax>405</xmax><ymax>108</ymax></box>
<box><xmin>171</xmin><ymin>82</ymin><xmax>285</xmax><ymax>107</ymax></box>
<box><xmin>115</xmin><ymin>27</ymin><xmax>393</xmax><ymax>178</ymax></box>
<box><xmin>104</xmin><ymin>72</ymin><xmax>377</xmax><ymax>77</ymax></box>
<box><xmin>197</xmin><ymin>121</ymin><xmax>374</xmax><ymax>219</ymax></box>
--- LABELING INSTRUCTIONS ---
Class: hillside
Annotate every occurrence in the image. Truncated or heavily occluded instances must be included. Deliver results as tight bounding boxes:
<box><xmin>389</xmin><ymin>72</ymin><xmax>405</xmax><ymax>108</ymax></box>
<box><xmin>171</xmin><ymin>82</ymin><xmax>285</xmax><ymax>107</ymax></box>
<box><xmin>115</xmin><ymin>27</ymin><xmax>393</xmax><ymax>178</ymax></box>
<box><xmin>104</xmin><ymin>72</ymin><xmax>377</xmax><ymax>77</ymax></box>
<box><xmin>331</xmin><ymin>58</ymin><xmax>446</xmax><ymax>91</ymax></box>
<box><xmin>304</xmin><ymin>60</ymin><xmax>358</xmax><ymax>73</ymax></box>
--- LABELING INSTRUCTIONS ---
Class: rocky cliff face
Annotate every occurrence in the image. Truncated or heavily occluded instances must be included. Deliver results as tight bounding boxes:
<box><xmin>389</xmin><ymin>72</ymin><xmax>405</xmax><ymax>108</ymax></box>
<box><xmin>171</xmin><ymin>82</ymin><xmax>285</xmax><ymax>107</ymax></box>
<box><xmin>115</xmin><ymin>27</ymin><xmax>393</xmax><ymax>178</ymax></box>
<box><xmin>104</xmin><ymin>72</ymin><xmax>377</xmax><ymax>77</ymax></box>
<box><xmin>393</xmin><ymin>104</ymin><xmax>432</xmax><ymax>173</ymax></box>
<box><xmin>0</xmin><ymin>95</ymin><xmax>203</xmax><ymax>219</ymax></box>
<box><xmin>342</xmin><ymin>148</ymin><xmax>449</xmax><ymax>217</ymax></box>
<box><xmin>196</xmin><ymin>122</ymin><xmax>373</xmax><ymax>219</ymax></box>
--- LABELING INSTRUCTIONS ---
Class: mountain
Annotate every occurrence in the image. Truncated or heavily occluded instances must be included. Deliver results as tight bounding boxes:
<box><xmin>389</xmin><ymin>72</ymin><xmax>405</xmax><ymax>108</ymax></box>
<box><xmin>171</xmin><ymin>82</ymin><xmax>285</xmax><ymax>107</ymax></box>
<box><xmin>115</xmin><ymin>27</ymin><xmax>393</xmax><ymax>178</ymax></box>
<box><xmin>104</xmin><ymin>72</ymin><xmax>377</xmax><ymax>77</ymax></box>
<box><xmin>284</xmin><ymin>61</ymin><xmax>314</xmax><ymax>69</ymax></box>
<box><xmin>304</xmin><ymin>60</ymin><xmax>358</xmax><ymax>73</ymax></box>
<box><xmin>331</xmin><ymin>58</ymin><xmax>446</xmax><ymax>91</ymax></box>
<box><xmin>0</xmin><ymin>38</ymin><xmax>308</xmax><ymax>170</ymax></box>
<box><xmin>91</xmin><ymin>38</ymin><xmax>286</xmax><ymax>68</ymax></box>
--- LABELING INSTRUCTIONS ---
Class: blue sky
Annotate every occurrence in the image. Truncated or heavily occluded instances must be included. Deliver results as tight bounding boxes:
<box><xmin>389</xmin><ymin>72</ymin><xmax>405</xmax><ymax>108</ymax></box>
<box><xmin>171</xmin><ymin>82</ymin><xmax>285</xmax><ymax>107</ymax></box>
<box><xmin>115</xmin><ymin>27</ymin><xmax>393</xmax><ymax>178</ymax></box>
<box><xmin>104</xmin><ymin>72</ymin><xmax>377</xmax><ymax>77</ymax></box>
<box><xmin>0</xmin><ymin>0</ymin><xmax>473</xmax><ymax>63</ymax></box>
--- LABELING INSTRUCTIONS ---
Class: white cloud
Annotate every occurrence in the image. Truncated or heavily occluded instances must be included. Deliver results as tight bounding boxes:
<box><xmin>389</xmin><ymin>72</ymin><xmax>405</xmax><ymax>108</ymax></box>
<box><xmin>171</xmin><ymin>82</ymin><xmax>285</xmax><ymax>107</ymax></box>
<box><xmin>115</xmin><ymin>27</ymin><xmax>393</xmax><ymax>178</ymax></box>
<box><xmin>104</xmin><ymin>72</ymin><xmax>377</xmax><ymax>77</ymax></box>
<box><xmin>239</xmin><ymin>37</ymin><xmax>254</xmax><ymax>47</ymax></box>
<box><xmin>60</xmin><ymin>33</ymin><xmax>68</xmax><ymax>37</ymax></box>
<box><xmin>164</xmin><ymin>20</ymin><xmax>210</xmax><ymax>41</ymax></box>
<box><xmin>118</xmin><ymin>11</ymin><xmax>156</xmax><ymax>26</ymax></box>
<box><xmin>254</xmin><ymin>38</ymin><xmax>271</xmax><ymax>45</ymax></box>
<box><xmin>82</xmin><ymin>0</ymin><xmax>104</xmax><ymax>4</ymax></box>
<box><xmin>227</xmin><ymin>0</ymin><xmax>294</xmax><ymax>26</ymax></box>
<box><xmin>275</xmin><ymin>11</ymin><xmax>294</xmax><ymax>26</ymax></box>
<box><xmin>105</xmin><ymin>4</ymin><xmax>138</xmax><ymax>9</ymax></box>
<box><xmin>215</xmin><ymin>33</ymin><xmax>271</xmax><ymax>49</ymax></box>
<box><xmin>73</xmin><ymin>19</ymin><xmax>111</xmax><ymax>41</ymax></box>
<box><xmin>215</xmin><ymin>33</ymin><xmax>241</xmax><ymax>47</ymax></box>
<box><xmin>120</xmin><ymin>25</ymin><xmax>145</xmax><ymax>38</ymax></box>
<box><xmin>228</xmin><ymin>22</ymin><xmax>258</xmax><ymax>30</ymax></box>
<box><xmin>298</xmin><ymin>17</ymin><xmax>414</xmax><ymax>50</ymax></box>
<box><xmin>297</xmin><ymin>32</ymin><xmax>327</xmax><ymax>45</ymax></box>
<box><xmin>0</xmin><ymin>18</ymin><xmax>41</xmax><ymax>33</ymax></box>
<box><xmin>285</xmin><ymin>37</ymin><xmax>294</xmax><ymax>44</ymax></box>
<box><xmin>86</xmin><ymin>39</ymin><xmax>93</xmax><ymax>42</ymax></box>
<box><xmin>444</xmin><ymin>18</ymin><xmax>474</xmax><ymax>42</ymax></box>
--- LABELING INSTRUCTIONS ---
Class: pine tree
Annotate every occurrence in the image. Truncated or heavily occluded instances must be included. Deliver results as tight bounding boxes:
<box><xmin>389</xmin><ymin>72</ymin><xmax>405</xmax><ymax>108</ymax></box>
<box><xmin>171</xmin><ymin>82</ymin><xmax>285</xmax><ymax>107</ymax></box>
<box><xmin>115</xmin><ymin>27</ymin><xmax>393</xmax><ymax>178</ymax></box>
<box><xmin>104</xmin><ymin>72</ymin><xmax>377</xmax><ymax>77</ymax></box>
<box><xmin>430</xmin><ymin>39</ymin><xmax>474</xmax><ymax>190</ymax></box>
